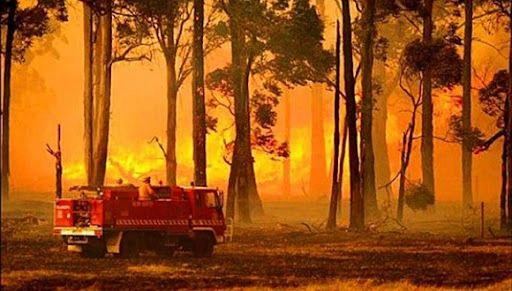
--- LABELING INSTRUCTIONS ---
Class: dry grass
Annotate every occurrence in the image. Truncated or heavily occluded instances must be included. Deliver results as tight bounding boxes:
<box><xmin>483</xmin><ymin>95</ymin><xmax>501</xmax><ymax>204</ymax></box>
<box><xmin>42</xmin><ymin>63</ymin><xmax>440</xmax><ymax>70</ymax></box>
<box><xmin>1</xmin><ymin>198</ymin><xmax>511</xmax><ymax>290</ymax></box>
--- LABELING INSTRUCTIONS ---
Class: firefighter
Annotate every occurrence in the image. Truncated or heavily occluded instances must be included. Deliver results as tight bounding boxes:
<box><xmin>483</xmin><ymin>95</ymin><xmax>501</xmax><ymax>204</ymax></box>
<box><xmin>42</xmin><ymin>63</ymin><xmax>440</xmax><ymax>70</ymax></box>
<box><xmin>138</xmin><ymin>177</ymin><xmax>157</xmax><ymax>200</ymax></box>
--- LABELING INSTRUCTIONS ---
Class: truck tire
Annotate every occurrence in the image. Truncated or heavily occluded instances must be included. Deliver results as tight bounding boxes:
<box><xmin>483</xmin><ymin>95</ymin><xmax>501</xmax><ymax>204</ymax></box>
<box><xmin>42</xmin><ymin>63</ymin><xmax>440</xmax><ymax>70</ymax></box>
<box><xmin>193</xmin><ymin>232</ymin><xmax>214</xmax><ymax>258</ymax></box>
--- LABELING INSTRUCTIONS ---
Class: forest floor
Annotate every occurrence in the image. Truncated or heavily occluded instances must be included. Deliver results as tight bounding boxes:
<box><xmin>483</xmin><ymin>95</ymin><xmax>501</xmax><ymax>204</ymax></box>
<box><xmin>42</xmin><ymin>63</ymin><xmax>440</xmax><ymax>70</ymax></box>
<box><xmin>1</xmin><ymin>196</ymin><xmax>512</xmax><ymax>290</ymax></box>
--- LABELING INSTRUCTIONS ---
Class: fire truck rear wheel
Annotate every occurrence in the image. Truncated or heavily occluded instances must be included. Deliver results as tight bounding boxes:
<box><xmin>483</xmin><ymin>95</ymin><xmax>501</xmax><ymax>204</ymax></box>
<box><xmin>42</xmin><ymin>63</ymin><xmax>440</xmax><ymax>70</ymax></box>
<box><xmin>193</xmin><ymin>232</ymin><xmax>214</xmax><ymax>258</ymax></box>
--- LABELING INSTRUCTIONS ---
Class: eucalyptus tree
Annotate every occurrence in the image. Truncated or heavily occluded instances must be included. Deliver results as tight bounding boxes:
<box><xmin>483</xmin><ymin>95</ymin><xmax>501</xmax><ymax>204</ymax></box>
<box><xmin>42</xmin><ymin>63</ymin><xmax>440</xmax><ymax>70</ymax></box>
<box><xmin>208</xmin><ymin>0</ymin><xmax>333</xmax><ymax>222</ymax></box>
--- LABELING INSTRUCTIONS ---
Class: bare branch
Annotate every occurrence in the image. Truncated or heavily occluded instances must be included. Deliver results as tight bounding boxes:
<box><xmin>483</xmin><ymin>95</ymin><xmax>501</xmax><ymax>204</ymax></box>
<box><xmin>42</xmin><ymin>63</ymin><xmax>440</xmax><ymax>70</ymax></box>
<box><xmin>378</xmin><ymin>170</ymin><xmax>401</xmax><ymax>190</ymax></box>
<box><xmin>492</xmin><ymin>0</ymin><xmax>511</xmax><ymax>17</ymax></box>
<box><xmin>455</xmin><ymin>8</ymin><xmax>501</xmax><ymax>30</ymax></box>
<box><xmin>177</xmin><ymin>43</ymin><xmax>193</xmax><ymax>86</ymax></box>
<box><xmin>473</xmin><ymin>38</ymin><xmax>508</xmax><ymax>59</ymax></box>
<box><xmin>111</xmin><ymin>42</ymin><xmax>154</xmax><ymax>65</ymax></box>
<box><xmin>399</xmin><ymin>68</ymin><xmax>417</xmax><ymax>104</ymax></box>
<box><xmin>174</xmin><ymin>2</ymin><xmax>193</xmax><ymax>58</ymax></box>
<box><xmin>411</xmin><ymin>135</ymin><xmax>457</xmax><ymax>143</ymax></box>
<box><xmin>149</xmin><ymin>136</ymin><xmax>168</xmax><ymax>160</ymax></box>
<box><xmin>401</xmin><ymin>14</ymin><xmax>421</xmax><ymax>34</ymax></box>
<box><xmin>211</xmin><ymin>93</ymin><xmax>235</xmax><ymax>116</ymax></box>
<box><xmin>475</xmin><ymin>129</ymin><xmax>506</xmax><ymax>153</ymax></box>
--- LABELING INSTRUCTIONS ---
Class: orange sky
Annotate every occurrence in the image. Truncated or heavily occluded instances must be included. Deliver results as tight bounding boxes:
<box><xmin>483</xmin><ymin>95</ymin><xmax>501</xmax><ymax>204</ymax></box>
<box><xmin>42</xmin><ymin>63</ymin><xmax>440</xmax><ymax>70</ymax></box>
<box><xmin>6</xmin><ymin>2</ymin><xmax>510</xmax><ymax>203</ymax></box>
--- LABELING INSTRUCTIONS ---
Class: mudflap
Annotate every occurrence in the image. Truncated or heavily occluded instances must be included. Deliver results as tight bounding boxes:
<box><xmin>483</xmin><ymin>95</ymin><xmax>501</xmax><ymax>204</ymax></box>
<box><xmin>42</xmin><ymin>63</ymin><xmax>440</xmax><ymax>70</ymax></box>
<box><xmin>105</xmin><ymin>231</ymin><xmax>123</xmax><ymax>254</ymax></box>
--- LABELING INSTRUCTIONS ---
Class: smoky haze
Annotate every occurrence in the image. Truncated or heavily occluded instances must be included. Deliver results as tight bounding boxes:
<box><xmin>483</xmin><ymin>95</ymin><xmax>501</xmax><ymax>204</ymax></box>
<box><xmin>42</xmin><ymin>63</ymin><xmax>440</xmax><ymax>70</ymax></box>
<box><xmin>7</xmin><ymin>3</ymin><xmax>507</xmax><ymax>203</ymax></box>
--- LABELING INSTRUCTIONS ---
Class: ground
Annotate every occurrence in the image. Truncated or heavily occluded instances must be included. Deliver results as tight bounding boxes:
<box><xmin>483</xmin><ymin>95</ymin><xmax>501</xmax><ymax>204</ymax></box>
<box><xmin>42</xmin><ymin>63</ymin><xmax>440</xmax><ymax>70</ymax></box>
<box><xmin>1</xmin><ymin>197</ymin><xmax>512</xmax><ymax>290</ymax></box>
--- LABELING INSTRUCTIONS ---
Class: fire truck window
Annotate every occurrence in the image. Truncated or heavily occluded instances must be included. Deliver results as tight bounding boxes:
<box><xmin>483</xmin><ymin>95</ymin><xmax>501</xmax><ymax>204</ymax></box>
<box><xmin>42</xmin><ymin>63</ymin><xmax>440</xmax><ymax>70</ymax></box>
<box><xmin>205</xmin><ymin>192</ymin><xmax>217</xmax><ymax>208</ymax></box>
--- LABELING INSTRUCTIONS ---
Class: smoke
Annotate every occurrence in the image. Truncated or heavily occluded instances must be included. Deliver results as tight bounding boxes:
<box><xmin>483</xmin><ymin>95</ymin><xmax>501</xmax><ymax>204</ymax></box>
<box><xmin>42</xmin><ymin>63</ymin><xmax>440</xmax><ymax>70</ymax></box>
<box><xmin>8</xmin><ymin>3</ymin><xmax>507</xmax><ymax>204</ymax></box>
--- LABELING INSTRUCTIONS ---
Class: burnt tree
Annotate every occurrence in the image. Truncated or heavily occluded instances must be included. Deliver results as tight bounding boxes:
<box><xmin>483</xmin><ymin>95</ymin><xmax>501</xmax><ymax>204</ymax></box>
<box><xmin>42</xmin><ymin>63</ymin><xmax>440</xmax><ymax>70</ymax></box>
<box><xmin>327</xmin><ymin>21</ymin><xmax>341</xmax><ymax>230</ymax></box>
<box><xmin>421</xmin><ymin>0</ymin><xmax>436</xmax><ymax>203</ymax></box>
<box><xmin>360</xmin><ymin>0</ymin><xmax>378</xmax><ymax>219</ymax></box>
<box><xmin>342</xmin><ymin>0</ymin><xmax>364</xmax><ymax>231</ymax></box>
<box><xmin>462</xmin><ymin>0</ymin><xmax>474</xmax><ymax>207</ymax></box>
<box><xmin>193</xmin><ymin>0</ymin><xmax>207</xmax><ymax>186</ymax></box>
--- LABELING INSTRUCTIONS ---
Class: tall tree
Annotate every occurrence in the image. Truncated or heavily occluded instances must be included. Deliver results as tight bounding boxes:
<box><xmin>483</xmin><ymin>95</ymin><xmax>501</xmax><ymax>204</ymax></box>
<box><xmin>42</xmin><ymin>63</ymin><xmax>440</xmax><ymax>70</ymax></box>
<box><xmin>462</xmin><ymin>0</ymin><xmax>474</xmax><ymax>207</ymax></box>
<box><xmin>396</xmin><ymin>67</ymin><xmax>423</xmax><ymax>222</ymax></box>
<box><xmin>92</xmin><ymin>1</ymin><xmax>113</xmax><ymax>186</ymax></box>
<box><xmin>83</xmin><ymin>2</ymin><xmax>94</xmax><ymax>187</ymax></box>
<box><xmin>1</xmin><ymin>0</ymin><xmax>67</xmax><ymax>199</ymax></box>
<box><xmin>83</xmin><ymin>0</ymin><xmax>153</xmax><ymax>186</ymax></box>
<box><xmin>193</xmin><ymin>0</ymin><xmax>207</xmax><ymax>186</ymax></box>
<box><xmin>211</xmin><ymin>0</ymin><xmax>333</xmax><ymax>222</ymax></box>
<box><xmin>124</xmin><ymin>0</ymin><xmax>195</xmax><ymax>187</ymax></box>
<box><xmin>360</xmin><ymin>0</ymin><xmax>378</xmax><ymax>219</ymax></box>
<box><xmin>342</xmin><ymin>0</ymin><xmax>364</xmax><ymax>230</ymax></box>
<box><xmin>421</xmin><ymin>0</ymin><xmax>436</xmax><ymax>202</ymax></box>
<box><xmin>1</xmin><ymin>0</ymin><xmax>16</xmax><ymax>201</ymax></box>
<box><xmin>309</xmin><ymin>0</ymin><xmax>328</xmax><ymax>198</ymax></box>
<box><xmin>227</xmin><ymin>0</ymin><xmax>252</xmax><ymax>222</ymax></box>
<box><xmin>507</xmin><ymin>0</ymin><xmax>512</xmax><ymax>230</ymax></box>
<box><xmin>475</xmin><ymin>69</ymin><xmax>509</xmax><ymax>229</ymax></box>
<box><xmin>327</xmin><ymin>21</ymin><xmax>341</xmax><ymax>230</ymax></box>
<box><xmin>373</xmin><ymin>61</ymin><xmax>396</xmax><ymax>202</ymax></box>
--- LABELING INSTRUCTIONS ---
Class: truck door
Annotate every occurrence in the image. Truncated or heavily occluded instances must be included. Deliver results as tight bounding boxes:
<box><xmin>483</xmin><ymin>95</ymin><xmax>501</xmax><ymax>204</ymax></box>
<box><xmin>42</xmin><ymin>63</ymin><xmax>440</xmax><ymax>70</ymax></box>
<box><xmin>194</xmin><ymin>190</ymin><xmax>219</xmax><ymax>223</ymax></box>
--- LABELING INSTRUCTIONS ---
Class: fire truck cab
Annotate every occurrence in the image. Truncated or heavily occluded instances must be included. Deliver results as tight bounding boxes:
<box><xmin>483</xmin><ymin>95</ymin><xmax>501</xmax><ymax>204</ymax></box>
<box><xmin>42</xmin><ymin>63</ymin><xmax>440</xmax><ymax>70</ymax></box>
<box><xmin>53</xmin><ymin>185</ymin><xmax>226</xmax><ymax>258</ymax></box>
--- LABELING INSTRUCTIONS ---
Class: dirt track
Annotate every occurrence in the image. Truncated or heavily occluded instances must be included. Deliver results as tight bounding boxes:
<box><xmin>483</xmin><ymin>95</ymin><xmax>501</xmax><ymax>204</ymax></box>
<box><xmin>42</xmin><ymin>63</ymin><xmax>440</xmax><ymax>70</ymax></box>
<box><xmin>1</xmin><ymin>200</ymin><xmax>512</xmax><ymax>290</ymax></box>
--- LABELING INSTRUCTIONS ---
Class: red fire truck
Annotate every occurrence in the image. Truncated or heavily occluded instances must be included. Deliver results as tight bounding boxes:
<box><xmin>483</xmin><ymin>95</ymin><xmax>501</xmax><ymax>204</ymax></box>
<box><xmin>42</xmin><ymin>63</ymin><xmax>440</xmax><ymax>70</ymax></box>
<box><xmin>53</xmin><ymin>185</ymin><xmax>226</xmax><ymax>258</ymax></box>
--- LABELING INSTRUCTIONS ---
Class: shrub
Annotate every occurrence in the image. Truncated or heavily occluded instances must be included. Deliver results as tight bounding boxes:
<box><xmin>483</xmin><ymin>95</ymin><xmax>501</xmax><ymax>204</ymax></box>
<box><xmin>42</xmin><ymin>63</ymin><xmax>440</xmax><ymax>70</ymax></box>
<box><xmin>405</xmin><ymin>180</ymin><xmax>434</xmax><ymax>211</ymax></box>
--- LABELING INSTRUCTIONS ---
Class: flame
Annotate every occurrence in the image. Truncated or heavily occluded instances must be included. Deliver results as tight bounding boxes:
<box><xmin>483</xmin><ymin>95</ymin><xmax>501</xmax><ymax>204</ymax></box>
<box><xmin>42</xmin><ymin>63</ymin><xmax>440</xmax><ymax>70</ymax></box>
<box><xmin>8</xmin><ymin>3</ymin><xmax>508</xmax><ymax>203</ymax></box>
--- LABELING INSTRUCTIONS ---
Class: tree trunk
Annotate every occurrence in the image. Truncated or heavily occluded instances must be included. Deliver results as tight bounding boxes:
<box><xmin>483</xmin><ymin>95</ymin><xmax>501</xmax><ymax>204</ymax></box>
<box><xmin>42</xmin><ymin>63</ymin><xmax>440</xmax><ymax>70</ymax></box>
<box><xmin>241</xmin><ymin>48</ymin><xmax>261</xmax><ymax>220</ymax></box>
<box><xmin>83</xmin><ymin>2</ymin><xmax>94</xmax><ymax>186</ymax></box>
<box><xmin>342</xmin><ymin>0</ymin><xmax>364</xmax><ymax>231</ymax></box>
<box><xmin>310</xmin><ymin>84</ymin><xmax>329</xmax><ymax>197</ymax></box>
<box><xmin>227</xmin><ymin>0</ymin><xmax>253</xmax><ymax>223</ymax></box>
<box><xmin>193</xmin><ymin>0</ymin><xmax>207</xmax><ymax>186</ymax></box>
<box><xmin>327</xmin><ymin>21</ymin><xmax>341</xmax><ymax>230</ymax></box>
<box><xmin>1</xmin><ymin>0</ymin><xmax>16</xmax><ymax>201</ymax></box>
<box><xmin>360</xmin><ymin>0</ymin><xmax>377</xmax><ymax>219</ymax></box>
<box><xmin>165</xmin><ymin>56</ymin><xmax>178</xmax><ymax>187</ymax></box>
<box><xmin>421</xmin><ymin>0</ymin><xmax>435</xmax><ymax>202</ymax></box>
<box><xmin>500</xmin><ymin>130</ymin><xmax>507</xmax><ymax>229</ymax></box>
<box><xmin>163</xmin><ymin>17</ymin><xmax>179</xmax><ymax>187</ymax></box>
<box><xmin>309</xmin><ymin>0</ymin><xmax>328</xmax><ymax>198</ymax></box>
<box><xmin>507</xmin><ymin>6</ymin><xmax>512</xmax><ymax>230</ymax></box>
<box><xmin>462</xmin><ymin>0</ymin><xmax>473</xmax><ymax>207</ymax></box>
<box><xmin>397</xmin><ymin>132</ymin><xmax>407</xmax><ymax>222</ymax></box>
<box><xmin>56</xmin><ymin>125</ymin><xmax>62</xmax><ymax>199</ymax></box>
<box><xmin>92</xmin><ymin>4</ymin><xmax>112</xmax><ymax>186</ymax></box>
<box><xmin>283</xmin><ymin>88</ymin><xmax>291</xmax><ymax>196</ymax></box>
<box><xmin>397</xmin><ymin>103</ymin><xmax>417</xmax><ymax>222</ymax></box>
<box><xmin>373</xmin><ymin>61</ymin><xmax>393</xmax><ymax>202</ymax></box>
<box><xmin>226</xmin><ymin>159</ymin><xmax>238</xmax><ymax>219</ymax></box>
<box><xmin>247</xmin><ymin>157</ymin><xmax>264</xmax><ymax>217</ymax></box>
<box><xmin>92</xmin><ymin>12</ymin><xmax>101</xmax><ymax>183</ymax></box>
<box><xmin>337</xmin><ymin>115</ymin><xmax>348</xmax><ymax>218</ymax></box>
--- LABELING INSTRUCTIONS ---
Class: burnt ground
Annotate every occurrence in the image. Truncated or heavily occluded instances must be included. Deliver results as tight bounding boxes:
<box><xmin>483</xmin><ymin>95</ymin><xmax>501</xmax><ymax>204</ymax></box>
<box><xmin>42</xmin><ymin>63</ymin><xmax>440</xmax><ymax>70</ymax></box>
<box><xmin>1</xmin><ymin>199</ymin><xmax>512</xmax><ymax>290</ymax></box>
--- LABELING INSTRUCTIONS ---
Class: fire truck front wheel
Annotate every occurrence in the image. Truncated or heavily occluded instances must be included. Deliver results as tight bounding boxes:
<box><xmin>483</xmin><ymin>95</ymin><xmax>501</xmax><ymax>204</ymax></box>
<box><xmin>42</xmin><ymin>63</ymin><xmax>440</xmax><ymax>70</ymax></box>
<box><xmin>193</xmin><ymin>232</ymin><xmax>214</xmax><ymax>258</ymax></box>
